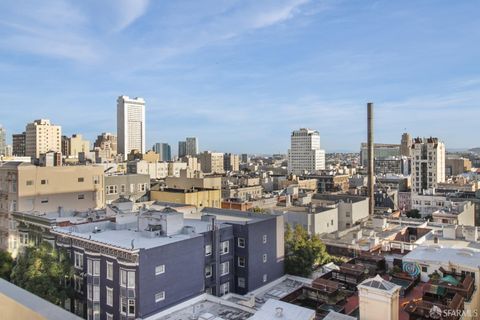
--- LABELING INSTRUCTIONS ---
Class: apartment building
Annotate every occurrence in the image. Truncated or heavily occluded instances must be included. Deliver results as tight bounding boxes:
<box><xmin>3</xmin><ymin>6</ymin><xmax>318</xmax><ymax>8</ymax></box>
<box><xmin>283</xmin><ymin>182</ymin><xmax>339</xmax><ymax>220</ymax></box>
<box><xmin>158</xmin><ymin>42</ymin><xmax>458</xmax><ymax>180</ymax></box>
<box><xmin>12</xmin><ymin>132</ymin><xmax>26</xmax><ymax>156</ymax></box>
<box><xmin>224</xmin><ymin>153</ymin><xmax>240</xmax><ymax>172</ymax></box>
<box><xmin>63</xmin><ymin>134</ymin><xmax>91</xmax><ymax>158</ymax></box>
<box><xmin>51</xmin><ymin>208</ymin><xmax>284</xmax><ymax>319</ymax></box>
<box><xmin>165</xmin><ymin>169</ymin><xmax>222</xmax><ymax>190</ymax></box>
<box><xmin>25</xmin><ymin>119</ymin><xmax>62</xmax><ymax>159</ymax></box>
<box><xmin>411</xmin><ymin>137</ymin><xmax>446</xmax><ymax>193</ymax></box>
<box><xmin>0</xmin><ymin>162</ymin><xmax>104</xmax><ymax>256</ymax></box>
<box><xmin>198</xmin><ymin>151</ymin><xmax>224</xmax><ymax>174</ymax></box>
<box><xmin>312</xmin><ymin>194</ymin><xmax>369</xmax><ymax>231</ymax></box>
<box><xmin>104</xmin><ymin>174</ymin><xmax>150</xmax><ymax>204</ymax></box>
<box><xmin>150</xmin><ymin>187</ymin><xmax>221</xmax><ymax>208</ymax></box>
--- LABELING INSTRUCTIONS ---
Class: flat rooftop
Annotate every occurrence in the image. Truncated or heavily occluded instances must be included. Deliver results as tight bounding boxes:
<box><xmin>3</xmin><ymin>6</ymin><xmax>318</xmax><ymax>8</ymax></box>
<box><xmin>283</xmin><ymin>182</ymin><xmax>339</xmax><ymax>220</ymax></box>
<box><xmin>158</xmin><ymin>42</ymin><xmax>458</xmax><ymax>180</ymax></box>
<box><xmin>52</xmin><ymin>213</ymin><xmax>227</xmax><ymax>251</ymax></box>
<box><xmin>144</xmin><ymin>294</ymin><xmax>255</xmax><ymax>320</ymax></box>
<box><xmin>403</xmin><ymin>246</ymin><xmax>480</xmax><ymax>269</ymax></box>
<box><xmin>200</xmin><ymin>207</ymin><xmax>278</xmax><ymax>224</ymax></box>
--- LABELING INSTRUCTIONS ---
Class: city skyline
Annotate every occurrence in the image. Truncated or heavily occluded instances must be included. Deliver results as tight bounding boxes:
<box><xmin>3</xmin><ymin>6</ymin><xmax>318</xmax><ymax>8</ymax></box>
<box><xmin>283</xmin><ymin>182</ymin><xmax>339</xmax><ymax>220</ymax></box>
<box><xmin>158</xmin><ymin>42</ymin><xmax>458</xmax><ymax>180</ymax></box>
<box><xmin>1</xmin><ymin>1</ymin><xmax>480</xmax><ymax>153</ymax></box>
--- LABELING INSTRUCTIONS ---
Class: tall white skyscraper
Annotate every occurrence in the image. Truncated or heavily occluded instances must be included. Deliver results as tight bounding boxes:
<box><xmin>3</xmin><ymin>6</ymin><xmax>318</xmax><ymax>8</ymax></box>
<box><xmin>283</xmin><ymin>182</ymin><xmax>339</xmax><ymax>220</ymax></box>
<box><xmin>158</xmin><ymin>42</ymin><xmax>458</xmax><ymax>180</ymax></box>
<box><xmin>411</xmin><ymin>137</ymin><xmax>445</xmax><ymax>194</ymax></box>
<box><xmin>117</xmin><ymin>96</ymin><xmax>145</xmax><ymax>159</ymax></box>
<box><xmin>287</xmin><ymin>128</ymin><xmax>325</xmax><ymax>175</ymax></box>
<box><xmin>185</xmin><ymin>137</ymin><xmax>198</xmax><ymax>156</ymax></box>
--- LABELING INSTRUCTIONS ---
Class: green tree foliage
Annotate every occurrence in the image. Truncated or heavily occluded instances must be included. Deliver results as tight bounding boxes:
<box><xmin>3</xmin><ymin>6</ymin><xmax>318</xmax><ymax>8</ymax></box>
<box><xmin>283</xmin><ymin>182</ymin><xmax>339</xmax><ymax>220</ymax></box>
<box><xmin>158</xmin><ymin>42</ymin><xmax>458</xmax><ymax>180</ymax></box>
<box><xmin>285</xmin><ymin>224</ymin><xmax>335</xmax><ymax>277</ymax></box>
<box><xmin>0</xmin><ymin>250</ymin><xmax>14</xmax><ymax>280</ymax></box>
<box><xmin>10</xmin><ymin>242</ymin><xmax>74</xmax><ymax>306</ymax></box>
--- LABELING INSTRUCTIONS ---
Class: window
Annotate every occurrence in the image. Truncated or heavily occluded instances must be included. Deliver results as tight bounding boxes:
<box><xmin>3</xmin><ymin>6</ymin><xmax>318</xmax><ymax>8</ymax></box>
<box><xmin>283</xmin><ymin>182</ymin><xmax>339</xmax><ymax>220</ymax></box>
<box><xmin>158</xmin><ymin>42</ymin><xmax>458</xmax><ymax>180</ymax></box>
<box><xmin>78</xmin><ymin>194</ymin><xmax>85</xmax><ymax>200</ymax></box>
<box><xmin>155</xmin><ymin>265</ymin><xmax>165</xmax><ymax>275</ymax></box>
<box><xmin>220</xmin><ymin>261</ymin><xmax>229</xmax><ymax>276</ymax></box>
<box><xmin>205</xmin><ymin>244</ymin><xmax>212</xmax><ymax>256</ymax></box>
<box><xmin>106</xmin><ymin>313</ymin><xmax>113</xmax><ymax>320</ymax></box>
<box><xmin>263</xmin><ymin>254</ymin><xmax>268</xmax><ymax>263</ymax></box>
<box><xmin>128</xmin><ymin>299</ymin><xmax>135</xmax><ymax>316</ymax></box>
<box><xmin>219</xmin><ymin>282</ymin><xmax>230</xmax><ymax>296</ymax></box>
<box><xmin>421</xmin><ymin>266</ymin><xmax>428</xmax><ymax>273</ymax></box>
<box><xmin>87</xmin><ymin>259</ymin><xmax>100</xmax><ymax>276</ymax></box>
<box><xmin>238</xmin><ymin>257</ymin><xmax>246</xmax><ymax>267</ymax></box>
<box><xmin>26</xmin><ymin>180</ymin><xmax>33</xmax><ymax>186</ymax></box>
<box><xmin>220</xmin><ymin>241</ymin><xmax>229</xmax><ymax>255</ymax></box>
<box><xmin>74</xmin><ymin>252</ymin><xmax>83</xmax><ymax>269</ymax></box>
<box><xmin>120</xmin><ymin>184</ymin><xmax>126</xmax><ymax>193</ymax></box>
<box><xmin>106</xmin><ymin>261</ymin><xmax>113</xmax><ymax>280</ymax></box>
<box><xmin>106</xmin><ymin>287</ymin><xmax>113</xmax><ymax>306</ymax></box>
<box><xmin>263</xmin><ymin>274</ymin><xmax>268</xmax><ymax>283</ymax></box>
<box><xmin>78</xmin><ymin>177</ymin><xmax>84</xmax><ymax>182</ymax></box>
<box><xmin>262</xmin><ymin>235</ymin><xmax>267</xmax><ymax>244</ymax></box>
<box><xmin>237</xmin><ymin>238</ymin><xmax>245</xmax><ymax>248</ymax></box>
<box><xmin>345</xmin><ymin>211</ymin><xmax>351</xmax><ymax>217</ymax></box>
<box><xmin>155</xmin><ymin>291</ymin><xmax>165</xmax><ymax>302</ymax></box>
<box><xmin>41</xmin><ymin>179</ymin><xmax>48</xmax><ymax>185</ymax></box>
<box><xmin>205</xmin><ymin>265</ymin><xmax>212</xmax><ymax>278</ymax></box>
<box><xmin>120</xmin><ymin>269</ymin><xmax>135</xmax><ymax>288</ymax></box>
<box><xmin>74</xmin><ymin>275</ymin><xmax>83</xmax><ymax>293</ymax></box>
<box><xmin>106</xmin><ymin>185</ymin><xmax>117</xmax><ymax>195</ymax></box>
<box><xmin>121</xmin><ymin>297</ymin><xmax>135</xmax><ymax>316</ymax></box>
<box><xmin>87</xmin><ymin>283</ymin><xmax>92</xmax><ymax>301</ymax></box>
<box><xmin>41</xmin><ymin>199</ymin><xmax>49</xmax><ymax>204</ymax></box>
<box><xmin>238</xmin><ymin>277</ymin><xmax>246</xmax><ymax>288</ymax></box>
<box><xmin>93</xmin><ymin>285</ymin><xmax>100</xmax><ymax>302</ymax></box>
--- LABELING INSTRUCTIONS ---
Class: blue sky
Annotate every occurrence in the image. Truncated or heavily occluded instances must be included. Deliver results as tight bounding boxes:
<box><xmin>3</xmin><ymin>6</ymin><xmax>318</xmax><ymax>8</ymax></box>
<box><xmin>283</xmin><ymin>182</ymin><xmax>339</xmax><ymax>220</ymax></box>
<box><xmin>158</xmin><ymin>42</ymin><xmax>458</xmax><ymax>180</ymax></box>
<box><xmin>0</xmin><ymin>0</ymin><xmax>479</xmax><ymax>154</ymax></box>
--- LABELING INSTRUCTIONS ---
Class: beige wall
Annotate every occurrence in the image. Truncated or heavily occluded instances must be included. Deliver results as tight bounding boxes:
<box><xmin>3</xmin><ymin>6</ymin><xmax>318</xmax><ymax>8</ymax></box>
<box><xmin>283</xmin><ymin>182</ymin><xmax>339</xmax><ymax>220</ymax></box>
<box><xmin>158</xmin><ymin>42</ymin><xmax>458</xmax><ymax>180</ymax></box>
<box><xmin>0</xmin><ymin>293</ymin><xmax>48</xmax><ymax>320</ymax></box>
<box><xmin>151</xmin><ymin>189</ymin><xmax>221</xmax><ymax>208</ymax></box>
<box><xmin>69</xmin><ymin>134</ymin><xmax>90</xmax><ymax>157</ymax></box>
<box><xmin>17</xmin><ymin>165</ymin><xmax>105</xmax><ymax>212</ymax></box>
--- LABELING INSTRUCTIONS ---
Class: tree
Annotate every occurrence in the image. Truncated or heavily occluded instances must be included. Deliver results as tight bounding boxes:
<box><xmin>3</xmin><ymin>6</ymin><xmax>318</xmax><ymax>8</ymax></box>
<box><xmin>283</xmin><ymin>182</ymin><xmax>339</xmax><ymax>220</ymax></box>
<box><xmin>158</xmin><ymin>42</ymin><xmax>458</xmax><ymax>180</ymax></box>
<box><xmin>405</xmin><ymin>209</ymin><xmax>421</xmax><ymax>219</ymax></box>
<box><xmin>284</xmin><ymin>224</ymin><xmax>333</xmax><ymax>277</ymax></box>
<box><xmin>0</xmin><ymin>250</ymin><xmax>13</xmax><ymax>280</ymax></box>
<box><xmin>10</xmin><ymin>242</ymin><xmax>74</xmax><ymax>307</ymax></box>
<box><xmin>251</xmin><ymin>207</ymin><xmax>265</xmax><ymax>213</ymax></box>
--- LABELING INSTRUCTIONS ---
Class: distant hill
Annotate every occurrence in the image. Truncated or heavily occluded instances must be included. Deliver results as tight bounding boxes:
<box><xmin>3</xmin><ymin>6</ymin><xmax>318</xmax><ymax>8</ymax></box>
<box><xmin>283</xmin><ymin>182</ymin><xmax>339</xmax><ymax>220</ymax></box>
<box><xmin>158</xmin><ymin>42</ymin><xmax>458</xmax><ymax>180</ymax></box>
<box><xmin>468</xmin><ymin>148</ymin><xmax>480</xmax><ymax>154</ymax></box>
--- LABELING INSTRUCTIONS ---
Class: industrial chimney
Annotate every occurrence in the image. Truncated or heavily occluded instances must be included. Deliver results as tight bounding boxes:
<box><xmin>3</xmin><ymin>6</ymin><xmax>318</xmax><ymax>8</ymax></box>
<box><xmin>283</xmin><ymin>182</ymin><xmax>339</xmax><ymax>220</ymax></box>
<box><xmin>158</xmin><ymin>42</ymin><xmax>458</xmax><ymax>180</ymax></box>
<box><xmin>367</xmin><ymin>102</ymin><xmax>374</xmax><ymax>216</ymax></box>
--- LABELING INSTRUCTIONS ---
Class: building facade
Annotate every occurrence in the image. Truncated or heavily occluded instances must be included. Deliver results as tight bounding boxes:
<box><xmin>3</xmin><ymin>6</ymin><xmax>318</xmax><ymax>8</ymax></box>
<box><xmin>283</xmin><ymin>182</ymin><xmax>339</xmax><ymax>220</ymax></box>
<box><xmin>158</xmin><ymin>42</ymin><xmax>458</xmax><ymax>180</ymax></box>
<box><xmin>52</xmin><ymin>208</ymin><xmax>284</xmax><ymax>319</ymax></box>
<box><xmin>360</xmin><ymin>143</ymin><xmax>400</xmax><ymax>167</ymax></box>
<box><xmin>0</xmin><ymin>162</ymin><xmax>104</xmax><ymax>256</ymax></box>
<box><xmin>117</xmin><ymin>96</ymin><xmax>146</xmax><ymax>159</ymax></box>
<box><xmin>411</xmin><ymin>137</ymin><xmax>445</xmax><ymax>193</ymax></box>
<box><xmin>104</xmin><ymin>174</ymin><xmax>150</xmax><ymax>204</ymax></box>
<box><xmin>25</xmin><ymin>119</ymin><xmax>62</xmax><ymax>159</ymax></box>
<box><xmin>400</xmin><ymin>132</ymin><xmax>412</xmax><ymax>157</ymax></box>
<box><xmin>224</xmin><ymin>153</ymin><xmax>240</xmax><ymax>172</ymax></box>
<box><xmin>198</xmin><ymin>151</ymin><xmax>224</xmax><ymax>174</ymax></box>
<box><xmin>287</xmin><ymin>128</ymin><xmax>325</xmax><ymax>175</ymax></box>
<box><xmin>185</xmin><ymin>137</ymin><xmax>198</xmax><ymax>156</ymax></box>
<box><xmin>12</xmin><ymin>132</ymin><xmax>26</xmax><ymax>156</ymax></box>
<box><xmin>153</xmin><ymin>143</ymin><xmax>171</xmax><ymax>161</ymax></box>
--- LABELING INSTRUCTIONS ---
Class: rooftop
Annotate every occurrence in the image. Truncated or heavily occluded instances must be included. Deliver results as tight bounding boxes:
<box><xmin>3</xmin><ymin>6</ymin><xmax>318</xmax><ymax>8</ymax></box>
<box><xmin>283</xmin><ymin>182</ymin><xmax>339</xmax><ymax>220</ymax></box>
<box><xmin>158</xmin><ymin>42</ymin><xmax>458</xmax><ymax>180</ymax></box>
<box><xmin>52</xmin><ymin>210</ymin><xmax>229</xmax><ymax>251</ymax></box>
<box><xmin>249</xmin><ymin>299</ymin><xmax>315</xmax><ymax>320</ymax></box>
<box><xmin>144</xmin><ymin>294</ymin><xmax>255</xmax><ymax>320</ymax></box>
<box><xmin>403</xmin><ymin>246</ymin><xmax>480</xmax><ymax>269</ymax></box>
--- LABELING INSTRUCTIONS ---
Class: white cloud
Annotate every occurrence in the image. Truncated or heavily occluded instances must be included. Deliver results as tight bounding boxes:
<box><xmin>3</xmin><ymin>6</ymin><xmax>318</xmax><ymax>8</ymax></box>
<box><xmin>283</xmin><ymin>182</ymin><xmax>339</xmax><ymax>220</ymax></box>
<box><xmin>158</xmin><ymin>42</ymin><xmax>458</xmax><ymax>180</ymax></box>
<box><xmin>113</xmin><ymin>0</ymin><xmax>150</xmax><ymax>32</ymax></box>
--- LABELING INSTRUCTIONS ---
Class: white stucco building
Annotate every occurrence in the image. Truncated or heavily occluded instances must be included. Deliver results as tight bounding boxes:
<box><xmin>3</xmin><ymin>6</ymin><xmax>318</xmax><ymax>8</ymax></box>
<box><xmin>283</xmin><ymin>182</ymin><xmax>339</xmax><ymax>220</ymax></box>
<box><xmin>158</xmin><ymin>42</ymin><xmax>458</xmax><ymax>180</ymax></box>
<box><xmin>287</xmin><ymin>128</ymin><xmax>325</xmax><ymax>175</ymax></box>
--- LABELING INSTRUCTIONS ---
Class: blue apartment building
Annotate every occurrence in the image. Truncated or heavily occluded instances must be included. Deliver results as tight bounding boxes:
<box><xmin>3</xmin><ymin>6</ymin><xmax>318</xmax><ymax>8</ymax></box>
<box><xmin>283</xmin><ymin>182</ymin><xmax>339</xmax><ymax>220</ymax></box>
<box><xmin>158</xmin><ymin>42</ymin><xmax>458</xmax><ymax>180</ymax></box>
<box><xmin>52</xmin><ymin>207</ymin><xmax>284</xmax><ymax>320</ymax></box>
